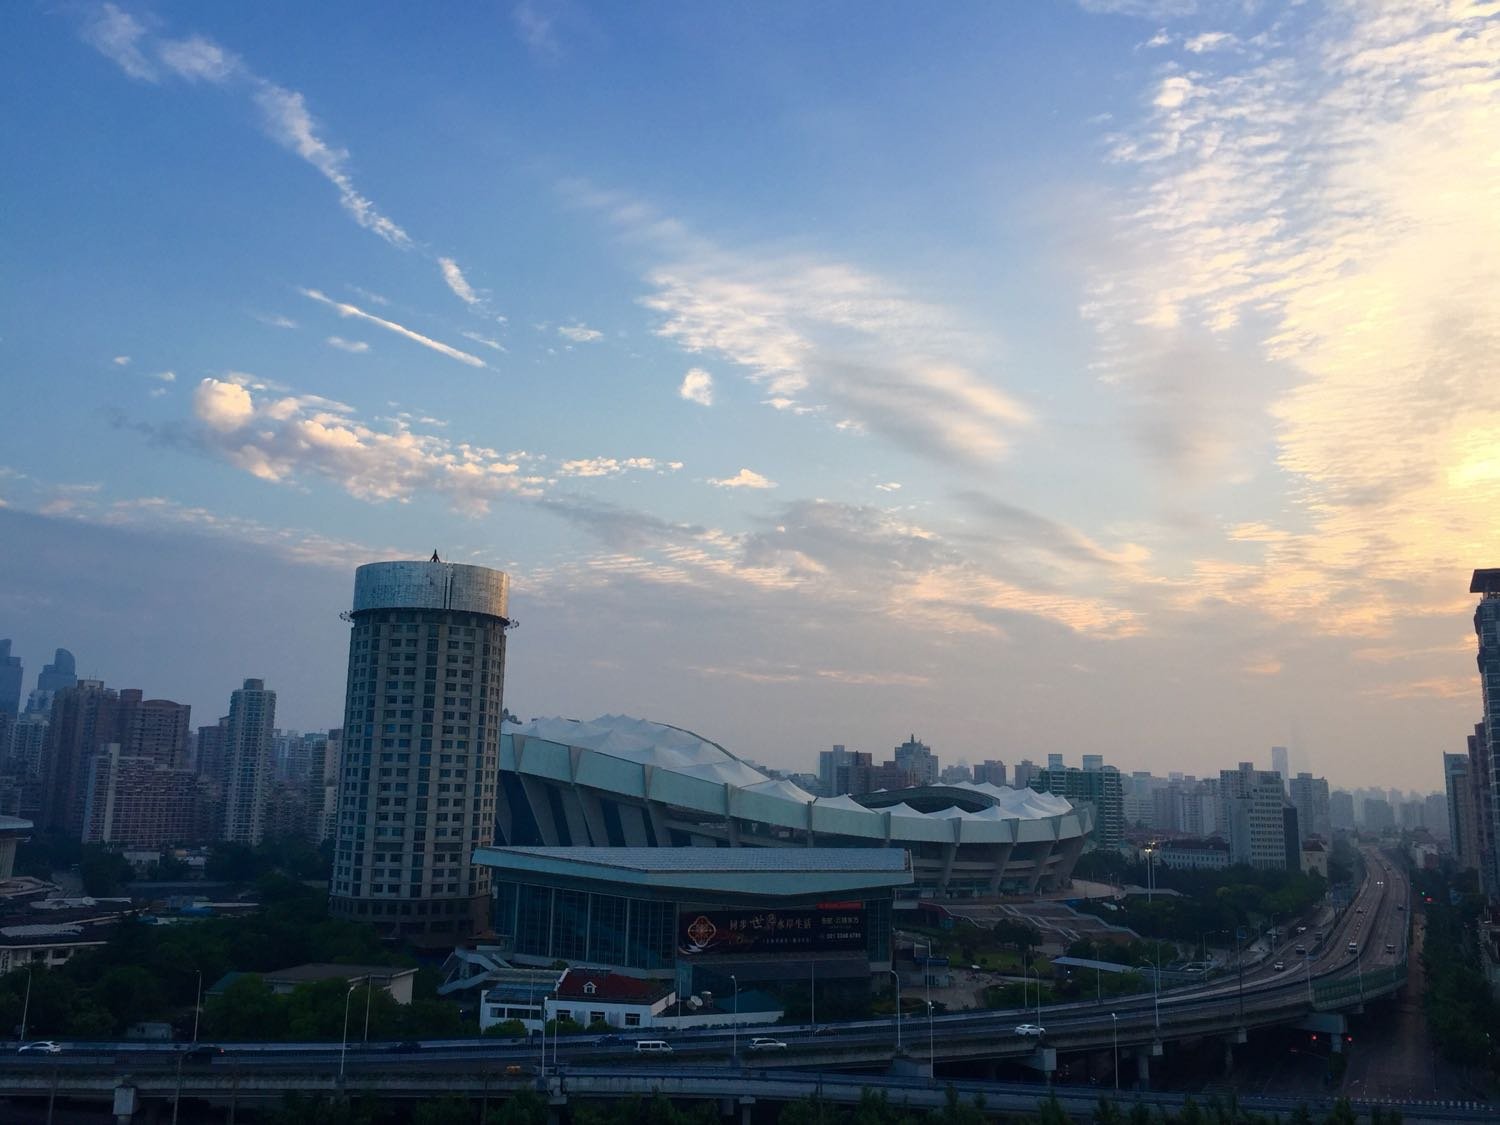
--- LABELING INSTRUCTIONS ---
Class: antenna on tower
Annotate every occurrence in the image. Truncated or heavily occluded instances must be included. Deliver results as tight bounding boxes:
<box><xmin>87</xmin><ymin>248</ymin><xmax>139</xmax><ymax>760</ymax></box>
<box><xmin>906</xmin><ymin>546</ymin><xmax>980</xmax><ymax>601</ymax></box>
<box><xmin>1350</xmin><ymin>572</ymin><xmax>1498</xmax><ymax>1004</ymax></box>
<box><xmin>431</xmin><ymin>549</ymin><xmax>441</xmax><ymax>563</ymax></box>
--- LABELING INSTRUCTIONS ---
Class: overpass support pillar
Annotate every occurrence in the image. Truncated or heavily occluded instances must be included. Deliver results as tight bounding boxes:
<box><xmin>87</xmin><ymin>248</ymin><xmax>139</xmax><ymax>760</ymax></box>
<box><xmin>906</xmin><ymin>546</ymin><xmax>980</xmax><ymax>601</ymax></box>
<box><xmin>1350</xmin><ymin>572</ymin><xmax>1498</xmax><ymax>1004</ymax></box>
<box><xmin>740</xmin><ymin>1097</ymin><xmax>756</xmax><ymax>1125</ymax></box>
<box><xmin>1021</xmin><ymin>1046</ymin><xmax>1056</xmax><ymax>1079</ymax></box>
<box><xmin>1223</xmin><ymin>1038</ymin><xmax>1234</xmax><ymax>1076</ymax></box>
<box><xmin>112</xmin><ymin>1083</ymin><xmax>139</xmax><ymax>1124</ymax></box>
<box><xmin>1135</xmin><ymin>1050</ymin><xmax>1150</xmax><ymax>1088</ymax></box>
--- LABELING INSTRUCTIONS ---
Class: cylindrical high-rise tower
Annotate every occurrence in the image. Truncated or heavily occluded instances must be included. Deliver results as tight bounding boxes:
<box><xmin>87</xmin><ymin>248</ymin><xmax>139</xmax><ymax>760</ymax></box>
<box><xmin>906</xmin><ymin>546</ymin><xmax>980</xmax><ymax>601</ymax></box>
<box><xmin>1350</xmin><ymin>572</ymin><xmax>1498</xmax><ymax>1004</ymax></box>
<box><xmin>329</xmin><ymin>559</ymin><xmax>510</xmax><ymax>944</ymax></box>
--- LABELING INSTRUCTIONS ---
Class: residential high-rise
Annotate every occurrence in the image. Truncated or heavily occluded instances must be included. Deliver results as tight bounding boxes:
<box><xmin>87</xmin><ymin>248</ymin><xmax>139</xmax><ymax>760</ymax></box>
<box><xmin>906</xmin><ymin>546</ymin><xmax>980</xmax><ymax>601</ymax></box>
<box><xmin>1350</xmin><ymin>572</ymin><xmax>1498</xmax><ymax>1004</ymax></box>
<box><xmin>1082</xmin><ymin>754</ymin><xmax>1104</xmax><ymax>772</ymax></box>
<box><xmin>0</xmin><ymin>641</ymin><xmax>21</xmax><ymax>717</ymax></box>
<box><xmin>1472</xmin><ymin>568</ymin><xmax>1500</xmax><ymax>899</ymax></box>
<box><xmin>893</xmin><ymin>735</ymin><xmax>938</xmax><ymax>786</ymax></box>
<box><xmin>1362</xmin><ymin>797</ymin><xmax>1395</xmax><ymax>831</ymax></box>
<box><xmin>1288</xmin><ymin>772</ymin><xmax>1331</xmax><ymax>839</ymax></box>
<box><xmin>818</xmin><ymin>745</ymin><xmax>854</xmax><ymax>797</ymax></box>
<box><xmin>117</xmin><ymin>691</ymin><xmax>191</xmax><ymax>768</ymax></box>
<box><xmin>1012</xmin><ymin>759</ymin><xmax>1037</xmax><ymax>789</ymax></box>
<box><xmin>1330</xmin><ymin>790</ymin><xmax>1356</xmax><ymax>831</ymax></box>
<box><xmin>1271</xmin><ymin>746</ymin><xmax>1290</xmax><ymax>790</ymax></box>
<box><xmin>81</xmin><ymin>743</ymin><xmax>200</xmax><ymax>848</ymax></box>
<box><xmin>1030</xmin><ymin>763</ymin><xmax>1123</xmax><ymax>848</ymax></box>
<box><xmin>1047</xmin><ymin>753</ymin><xmax>1065</xmax><ymax>771</ymax></box>
<box><xmin>1220</xmin><ymin>762</ymin><xmax>1289</xmax><ymax>869</ymax></box>
<box><xmin>222</xmin><ymin>679</ymin><xmax>277</xmax><ymax>845</ymax></box>
<box><xmin>1469</xmin><ymin>722</ymin><xmax>1499</xmax><ymax>894</ymax></box>
<box><xmin>40</xmin><ymin>680</ymin><xmax>122</xmax><ymax>835</ymax></box>
<box><xmin>329</xmin><ymin>559</ymin><xmax>511</xmax><ymax>944</ymax></box>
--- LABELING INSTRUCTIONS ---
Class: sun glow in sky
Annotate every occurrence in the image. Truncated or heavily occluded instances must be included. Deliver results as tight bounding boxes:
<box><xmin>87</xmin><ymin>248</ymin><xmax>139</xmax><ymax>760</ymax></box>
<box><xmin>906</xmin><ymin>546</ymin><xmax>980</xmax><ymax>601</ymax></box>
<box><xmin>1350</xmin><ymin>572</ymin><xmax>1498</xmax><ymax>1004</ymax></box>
<box><xmin>5</xmin><ymin>1</ymin><xmax>1500</xmax><ymax>790</ymax></box>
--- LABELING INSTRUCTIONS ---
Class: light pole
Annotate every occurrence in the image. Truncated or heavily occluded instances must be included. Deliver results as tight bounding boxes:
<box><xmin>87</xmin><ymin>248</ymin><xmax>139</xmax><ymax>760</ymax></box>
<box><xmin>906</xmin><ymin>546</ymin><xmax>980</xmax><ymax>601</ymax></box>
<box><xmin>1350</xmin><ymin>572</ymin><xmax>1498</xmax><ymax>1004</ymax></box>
<box><xmin>191</xmin><ymin>970</ymin><xmax>203</xmax><ymax>1045</ymax></box>
<box><xmin>1234</xmin><ymin>926</ymin><xmax>1246</xmax><ymax>1022</ymax></box>
<box><xmin>1143</xmin><ymin>846</ymin><xmax>1155</xmax><ymax>903</ymax></box>
<box><xmin>730</xmin><ymin>974</ymin><xmax>739</xmax><ymax>1062</ymax></box>
<box><xmin>339</xmin><ymin>982</ymin><xmax>358</xmax><ymax>1083</ymax></box>
<box><xmin>810</xmin><ymin>961</ymin><xmax>816</xmax><ymax>1031</ymax></box>
<box><xmin>1304</xmin><ymin>950</ymin><xmax>1313</xmax><ymax>1005</ymax></box>
<box><xmin>886</xmin><ymin>969</ymin><xmax>902</xmax><ymax>1053</ymax></box>
<box><xmin>919</xmin><ymin>942</ymin><xmax>933</xmax><ymax>1073</ymax></box>
<box><xmin>1137</xmin><ymin>957</ymin><xmax>1159</xmax><ymax>1032</ymax></box>
<box><xmin>1110</xmin><ymin>1012</ymin><xmax>1119</xmax><ymax>1092</ymax></box>
<box><xmin>363</xmin><ymin>977</ymin><xmax>374</xmax><ymax>1043</ymax></box>
<box><xmin>18</xmin><ymin>964</ymin><xmax>32</xmax><ymax>1045</ymax></box>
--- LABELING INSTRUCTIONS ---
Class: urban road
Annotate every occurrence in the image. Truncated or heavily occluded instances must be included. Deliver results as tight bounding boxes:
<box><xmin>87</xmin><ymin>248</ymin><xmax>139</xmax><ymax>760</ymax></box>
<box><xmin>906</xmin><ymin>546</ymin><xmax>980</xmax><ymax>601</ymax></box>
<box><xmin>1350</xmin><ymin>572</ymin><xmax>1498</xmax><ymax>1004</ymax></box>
<box><xmin>4</xmin><ymin>848</ymin><xmax>1474</xmax><ymax>1121</ymax></box>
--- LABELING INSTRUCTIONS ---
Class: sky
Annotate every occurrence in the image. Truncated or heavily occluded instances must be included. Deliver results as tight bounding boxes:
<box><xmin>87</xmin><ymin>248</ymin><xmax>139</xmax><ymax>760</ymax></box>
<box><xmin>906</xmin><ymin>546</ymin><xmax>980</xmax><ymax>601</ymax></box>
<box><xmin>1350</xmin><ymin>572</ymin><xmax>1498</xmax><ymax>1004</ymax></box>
<box><xmin>3</xmin><ymin>1</ymin><xmax>1497</xmax><ymax>793</ymax></box>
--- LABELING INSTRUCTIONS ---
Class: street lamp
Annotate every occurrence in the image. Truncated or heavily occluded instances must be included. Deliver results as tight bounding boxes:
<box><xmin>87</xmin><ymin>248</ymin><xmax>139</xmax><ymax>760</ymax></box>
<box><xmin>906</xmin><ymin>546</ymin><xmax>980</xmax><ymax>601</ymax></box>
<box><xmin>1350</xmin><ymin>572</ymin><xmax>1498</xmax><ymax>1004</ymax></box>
<box><xmin>363</xmin><ymin>976</ymin><xmax>374</xmax><ymax>1043</ymax></box>
<box><xmin>1136</xmin><ymin>957</ymin><xmax>1160</xmax><ymax>1032</ymax></box>
<box><xmin>1234</xmin><ymin>926</ymin><xmax>1247</xmax><ymax>1022</ymax></box>
<box><xmin>886</xmin><ymin>968</ymin><xmax>902</xmax><ymax>1053</ymax></box>
<box><xmin>18</xmin><ymin>963</ymin><xmax>32</xmax><ymax>1046</ymax></box>
<box><xmin>919</xmin><ymin>942</ymin><xmax>934</xmax><ymax>1074</ymax></box>
<box><xmin>730</xmin><ymin>974</ymin><xmax>739</xmax><ymax>1063</ymax></box>
<box><xmin>339</xmin><ymin>982</ymin><xmax>358</xmax><ymax>1083</ymax></box>
<box><xmin>1110</xmin><ymin>1012</ymin><xmax>1119</xmax><ymax>1092</ymax></box>
<box><xmin>191</xmin><ymin>970</ymin><xmax>203</xmax><ymax>1045</ymax></box>
<box><xmin>1142</xmin><ymin>846</ymin><xmax>1156</xmax><ymax>904</ymax></box>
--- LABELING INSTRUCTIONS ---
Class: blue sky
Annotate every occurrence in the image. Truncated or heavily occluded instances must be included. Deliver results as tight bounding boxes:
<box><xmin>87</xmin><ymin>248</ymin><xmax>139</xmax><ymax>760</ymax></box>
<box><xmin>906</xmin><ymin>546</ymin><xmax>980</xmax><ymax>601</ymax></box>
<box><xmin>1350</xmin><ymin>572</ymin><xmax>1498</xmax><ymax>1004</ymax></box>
<box><xmin>4</xmin><ymin>0</ymin><xmax>1496</xmax><ymax>791</ymax></box>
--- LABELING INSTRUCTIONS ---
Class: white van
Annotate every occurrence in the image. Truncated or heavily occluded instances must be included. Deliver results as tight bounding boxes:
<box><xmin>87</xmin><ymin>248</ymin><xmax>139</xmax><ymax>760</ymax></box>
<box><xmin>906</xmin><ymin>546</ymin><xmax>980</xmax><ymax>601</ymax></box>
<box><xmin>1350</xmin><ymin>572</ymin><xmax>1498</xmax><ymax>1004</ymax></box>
<box><xmin>634</xmin><ymin>1040</ymin><xmax>673</xmax><ymax>1055</ymax></box>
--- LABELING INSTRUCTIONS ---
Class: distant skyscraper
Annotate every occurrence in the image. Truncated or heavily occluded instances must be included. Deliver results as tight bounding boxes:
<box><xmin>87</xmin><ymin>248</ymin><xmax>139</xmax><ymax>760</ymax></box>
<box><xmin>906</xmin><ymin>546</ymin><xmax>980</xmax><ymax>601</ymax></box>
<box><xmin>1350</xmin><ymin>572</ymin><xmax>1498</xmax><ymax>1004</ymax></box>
<box><xmin>0</xmin><ymin>641</ymin><xmax>22</xmax><ymax>717</ymax></box>
<box><xmin>894</xmin><ymin>735</ymin><xmax>938</xmax><ymax>786</ymax></box>
<box><xmin>28</xmin><ymin>648</ymin><xmax>77</xmax><ymax>714</ymax></box>
<box><xmin>974</xmin><ymin>760</ymin><xmax>1007</xmax><ymax>787</ymax></box>
<box><xmin>117</xmin><ymin>691</ymin><xmax>191</xmax><ymax>768</ymax></box>
<box><xmin>1362</xmin><ymin>797</ymin><xmax>1395</xmax><ymax>831</ymax></box>
<box><xmin>1012</xmin><ymin>759</ymin><xmax>1037</xmax><ymax>790</ymax></box>
<box><xmin>1081</xmin><ymin>754</ymin><xmax>1104</xmax><ymax>772</ymax></box>
<box><xmin>1472</xmin><ymin>568</ymin><xmax>1500</xmax><ymax>899</ymax></box>
<box><xmin>82</xmin><ymin>743</ymin><xmax>200</xmax><ymax>848</ymax></box>
<box><xmin>1288</xmin><ymin>773</ymin><xmax>1331</xmax><ymax>839</ymax></box>
<box><xmin>1030</xmin><ymin>764</ymin><xmax>1123</xmax><ymax>848</ymax></box>
<box><xmin>329</xmin><ymin>558</ymin><xmax>511</xmax><ymax>944</ymax></box>
<box><xmin>1271</xmin><ymin>746</ymin><xmax>1289</xmax><ymax>789</ymax></box>
<box><xmin>1047</xmin><ymin>753</ymin><xmax>1065</xmax><ymax>771</ymax></box>
<box><xmin>818</xmin><ymin>745</ymin><xmax>854</xmax><ymax>796</ymax></box>
<box><xmin>1329</xmin><ymin>790</ymin><xmax>1355</xmax><ymax>831</ymax></box>
<box><xmin>222</xmin><ymin>679</ymin><xmax>277</xmax><ymax>845</ymax></box>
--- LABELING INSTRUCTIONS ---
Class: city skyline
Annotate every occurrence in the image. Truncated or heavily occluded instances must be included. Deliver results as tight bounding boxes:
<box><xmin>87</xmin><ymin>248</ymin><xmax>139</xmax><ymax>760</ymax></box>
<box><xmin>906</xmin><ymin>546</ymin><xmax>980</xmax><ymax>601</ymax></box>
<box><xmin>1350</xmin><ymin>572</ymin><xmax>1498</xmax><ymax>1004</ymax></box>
<box><xmin>5</xmin><ymin>2</ymin><xmax>1497</xmax><ymax>791</ymax></box>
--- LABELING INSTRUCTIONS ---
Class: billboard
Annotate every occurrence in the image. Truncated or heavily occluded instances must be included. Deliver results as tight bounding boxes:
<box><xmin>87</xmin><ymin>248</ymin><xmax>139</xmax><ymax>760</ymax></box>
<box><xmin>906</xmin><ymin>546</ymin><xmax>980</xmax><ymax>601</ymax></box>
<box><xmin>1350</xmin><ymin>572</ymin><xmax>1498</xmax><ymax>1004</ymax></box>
<box><xmin>677</xmin><ymin>902</ymin><xmax>865</xmax><ymax>957</ymax></box>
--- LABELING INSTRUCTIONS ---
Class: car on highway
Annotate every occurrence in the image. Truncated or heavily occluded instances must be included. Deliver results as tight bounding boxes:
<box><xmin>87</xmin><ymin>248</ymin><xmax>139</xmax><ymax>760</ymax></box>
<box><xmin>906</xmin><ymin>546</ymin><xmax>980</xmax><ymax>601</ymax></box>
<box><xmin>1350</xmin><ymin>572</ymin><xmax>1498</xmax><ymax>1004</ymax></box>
<box><xmin>1347</xmin><ymin>941</ymin><xmax>1358</xmax><ymax>955</ymax></box>
<box><xmin>1273</xmin><ymin>960</ymin><xmax>1285</xmax><ymax>971</ymax></box>
<box><xmin>1355</xmin><ymin>907</ymin><xmax>1364</xmax><ymax>914</ymax></box>
<box><xmin>1384</xmin><ymin>943</ymin><xmax>1395</xmax><ymax>954</ymax></box>
<box><xmin>1014</xmin><ymin>1024</ymin><xmax>1046</xmax><ymax>1037</ymax></box>
<box><xmin>183</xmin><ymin>1045</ymin><xmax>225</xmax><ymax>1062</ymax></box>
<box><xmin>1396</xmin><ymin>904</ymin><xmax>1405</xmax><ymax>912</ymax></box>
<box><xmin>18</xmin><ymin>1041</ymin><xmax>62</xmax><ymax>1054</ymax></box>
<box><xmin>747</xmin><ymin>1037</ymin><xmax>787</xmax><ymax>1052</ymax></box>
<box><xmin>1294</xmin><ymin>945</ymin><xmax>1306</xmax><ymax>956</ymax></box>
<box><xmin>1296</xmin><ymin>925</ymin><xmax>1307</xmax><ymax>934</ymax></box>
<box><xmin>383</xmin><ymin>1041</ymin><xmax>421</xmax><ymax>1053</ymax></box>
<box><xmin>595</xmin><ymin>1034</ymin><xmax>623</xmax><ymax>1047</ymax></box>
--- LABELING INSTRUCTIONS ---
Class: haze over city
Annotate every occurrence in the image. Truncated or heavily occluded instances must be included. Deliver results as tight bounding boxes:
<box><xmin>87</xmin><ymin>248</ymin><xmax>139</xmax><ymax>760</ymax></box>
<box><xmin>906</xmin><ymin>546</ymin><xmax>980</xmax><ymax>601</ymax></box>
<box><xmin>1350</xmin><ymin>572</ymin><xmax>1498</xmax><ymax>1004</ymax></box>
<box><xmin>5</xmin><ymin>1</ymin><xmax>1498</xmax><ymax>791</ymax></box>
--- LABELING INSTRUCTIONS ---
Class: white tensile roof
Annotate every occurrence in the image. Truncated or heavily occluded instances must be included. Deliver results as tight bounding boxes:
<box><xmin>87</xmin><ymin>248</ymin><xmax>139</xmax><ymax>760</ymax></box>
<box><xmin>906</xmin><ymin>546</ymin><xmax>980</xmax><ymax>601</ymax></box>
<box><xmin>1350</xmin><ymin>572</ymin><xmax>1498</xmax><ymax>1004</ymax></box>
<box><xmin>503</xmin><ymin>714</ymin><xmax>1090</xmax><ymax>845</ymax></box>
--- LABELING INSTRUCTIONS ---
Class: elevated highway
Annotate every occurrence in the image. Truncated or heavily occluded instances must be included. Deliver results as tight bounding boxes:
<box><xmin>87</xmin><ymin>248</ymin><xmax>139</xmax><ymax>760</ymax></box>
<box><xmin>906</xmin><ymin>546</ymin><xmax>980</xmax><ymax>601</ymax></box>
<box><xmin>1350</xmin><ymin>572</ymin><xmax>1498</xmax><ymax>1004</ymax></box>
<box><xmin>0</xmin><ymin>846</ymin><xmax>1418</xmax><ymax>1118</ymax></box>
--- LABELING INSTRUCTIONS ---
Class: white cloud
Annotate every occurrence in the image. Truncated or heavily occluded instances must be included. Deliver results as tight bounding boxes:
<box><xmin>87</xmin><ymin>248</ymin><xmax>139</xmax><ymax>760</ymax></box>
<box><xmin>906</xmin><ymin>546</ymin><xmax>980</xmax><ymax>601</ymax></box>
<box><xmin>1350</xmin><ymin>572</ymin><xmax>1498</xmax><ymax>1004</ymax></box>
<box><xmin>81</xmin><ymin>4</ymin><xmax>157</xmax><ymax>82</ymax></box>
<box><xmin>461</xmin><ymin>331</ymin><xmax>506</xmax><ymax>352</ymax></box>
<box><xmin>1091</xmin><ymin>0</ymin><xmax>1500</xmax><ymax>637</ymax></box>
<box><xmin>439</xmin><ymin>257</ymin><xmax>482</xmax><ymax>307</ymax></box>
<box><xmin>81</xmin><ymin>11</ymin><xmax>413</xmax><ymax>251</ymax></box>
<box><xmin>253</xmin><ymin>84</ymin><xmax>412</xmax><ymax>249</ymax></box>
<box><xmin>151</xmin><ymin>370</ymin><xmax>176</xmax><ymax>382</ymax></box>
<box><xmin>112</xmin><ymin>356</ymin><xmax>130</xmax><ymax>366</ymax></box>
<box><xmin>254</xmin><ymin>313</ymin><xmax>297</xmax><ymax>329</ymax></box>
<box><xmin>678</xmin><ymin>368</ymin><xmax>714</xmax><ymax>406</ymax></box>
<box><xmin>1183</xmin><ymin>31</ymin><xmax>1234</xmax><ymax>53</ymax></box>
<box><xmin>512</xmin><ymin>0</ymin><xmax>560</xmax><ymax>56</ymax></box>
<box><xmin>185</xmin><ymin>377</ymin><xmax>532</xmax><ymax>513</ymax></box>
<box><xmin>157</xmin><ymin>34</ymin><xmax>240</xmax><ymax>81</ymax></box>
<box><xmin>300</xmin><ymin>289</ymin><xmax>484</xmax><ymax>367</ymax></box>
<box><xmin>558</xmin><ymin>457</ymin><xmax>679</xmax><ymax>479</ymax></box>
<box><xmin>875</xmin><ymin>482</ymin><xmax>901</xmax><ymax>492</ymax></box>
<box><xmin>558</xmin><ymin>322</ymin><xmax>603</xmax><ymax>343</ymax></box>
<box><xmin>326</xmin><ymin>336</ymin><xmax>370</xmax><ymax>354</ymax></box>
<box><xmin>710</xmin><ymin>468</ymin><xmax>776</xmax><ymax>490</ymax></box>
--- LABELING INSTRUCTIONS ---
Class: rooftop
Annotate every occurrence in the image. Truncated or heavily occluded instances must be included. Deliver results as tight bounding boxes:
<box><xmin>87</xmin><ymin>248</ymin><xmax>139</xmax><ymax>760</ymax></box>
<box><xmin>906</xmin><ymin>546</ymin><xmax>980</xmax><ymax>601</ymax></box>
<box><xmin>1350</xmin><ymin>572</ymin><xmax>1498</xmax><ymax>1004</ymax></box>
<box><xmin>493</xmin><ymin>846</ymin><xmax>908</xmax><ymax>875</ymax></box>
<box><xmin>262</xmin><ymin>963</ymin><xmax>417</xmax><ymax>985</ymax></box>
<box><xmin>556</xmin><ymin>968</ymin><xmax>671</xmax><ymax>1003</ymax></box>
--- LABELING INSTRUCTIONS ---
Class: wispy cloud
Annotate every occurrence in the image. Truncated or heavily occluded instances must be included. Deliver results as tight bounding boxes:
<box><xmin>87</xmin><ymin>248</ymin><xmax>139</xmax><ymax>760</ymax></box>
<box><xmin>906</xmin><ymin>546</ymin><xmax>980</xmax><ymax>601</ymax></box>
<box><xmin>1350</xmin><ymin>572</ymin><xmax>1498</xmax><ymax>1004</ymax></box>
<box><xmin>112</xmin><ymin>355</ymin><xmax>131</xmax><ymax>367</ymax></box>
<box><xmin>710</xmin><ymin>468</ymin><xmax>776</xmax><ymax>490</ymax></box>
<box><xmin>326</xmin><ymin>336</ymin><xmax>370</xmax><ymax>354</ymax></box>
<box><xmin>300</xmin><ymin>289</ymin><xmax>484</xmax><ymax>367</ymax></box>
<box><xmin>82</xmin><ymin>4</ymin><xmax>157</xmax><ymax>81</ymax></box>
<box><xmin>461</xmin><ymin>331</ymin><xmax>506</xmax><ymax>352</ymax></box>
<box><xmin>558</xmin><ymin>322</ymin><xmax>603</xmax><ymax>343</ymax></box>
<box><xmin>253</xmin><ymin>313</ymin><xmax>297</xmax><ymax>330</ymax></box>
<box><xmin>439</xmin><ymin>257</ymin><xmax>482</xmax><ymax>307</ymax></box>
<box><xmin>678</xmin><ymin>368</ymin><xmax>713</xmax><ymax>406</ymax></box>
<box><xmin>80</xmin><ymin>7</ymin><xmax>418</xmax><ymax>253</ymax></box>
<box><xmin>151</xmin><ymin>370</ymin><xmax>176</xmax><ymax>382</ymax></box>
<box><xmin>1090</xmin><ymin>0</ymin><xmax>1500</xmax><ymax>638</ymax></box>
<box><xmin>578</xmin><ymin>191</ymin><xmax>1033</xmax><ymax>468</ymax></box>
<box><xmin>512</xmin><ymin>0</ymin><xmax>561</xmax><ymax>56</ymax></box>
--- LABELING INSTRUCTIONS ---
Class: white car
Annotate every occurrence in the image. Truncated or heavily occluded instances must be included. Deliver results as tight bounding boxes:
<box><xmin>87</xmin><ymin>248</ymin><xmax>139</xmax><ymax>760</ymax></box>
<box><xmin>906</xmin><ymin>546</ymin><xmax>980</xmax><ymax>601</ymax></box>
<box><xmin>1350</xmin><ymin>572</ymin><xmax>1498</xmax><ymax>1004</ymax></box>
<box><xmin>1014</xmin><ymin>1024</ymin><xmax>1046</xmax><ymax>1037</ymax></box>
<box><xmin>1273</xmin><ymin>960</ymin><xmax>1285</xmax><ymax>972</ymax></box>
<box><xmin>747</xmin><ymin>1037</ymin><xmax>787</xmax><ymax>1051</ymax></box>
<box><xmin>18</xmin><ymin>1041</ymin><xmax>62</xmax><ymax>1055</ymax></box>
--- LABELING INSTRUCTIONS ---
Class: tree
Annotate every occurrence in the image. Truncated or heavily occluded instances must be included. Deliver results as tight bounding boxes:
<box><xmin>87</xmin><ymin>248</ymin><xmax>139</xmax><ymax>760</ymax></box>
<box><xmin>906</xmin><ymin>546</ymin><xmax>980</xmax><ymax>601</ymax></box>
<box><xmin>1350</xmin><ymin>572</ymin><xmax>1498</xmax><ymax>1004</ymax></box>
<box><xmin>486</xmin><ymin>1091</ymin><xmax>547</xmax><ymax>1125</ymax></box>
<box><xmin>79</xmin><ymin>845</ymin><xmax>133</xmax><ymax>896</ymax></box>
<box><xmin>204</xmin><ymin>974</ymin><xmax>287</xmax><ymax>1041</ymax></box>
<box><xmin>484</xmin><ymin>1019</ymin><xmax>527</xmax><ymax>1039</ymax></box>
<box><xmin>91</xmin><ymin>965</ymin><xmax>166</xmax><ymax>1034</ymax></box>
<box><xmin>414</xmin><ymin>1096</ymin><xmax>475</xmax><ymax>1125</ymax></box>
